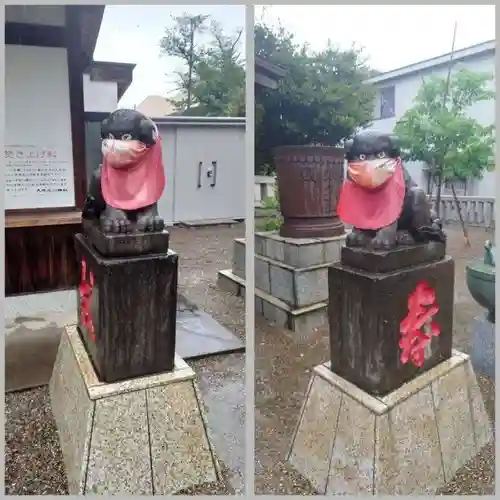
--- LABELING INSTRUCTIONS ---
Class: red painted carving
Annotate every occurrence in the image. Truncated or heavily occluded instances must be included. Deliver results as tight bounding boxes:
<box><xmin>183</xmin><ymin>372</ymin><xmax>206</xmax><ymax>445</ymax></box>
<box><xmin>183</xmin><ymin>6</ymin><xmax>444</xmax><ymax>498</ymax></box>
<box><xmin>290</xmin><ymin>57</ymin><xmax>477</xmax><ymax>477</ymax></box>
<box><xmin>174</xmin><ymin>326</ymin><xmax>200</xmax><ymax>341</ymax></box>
<box><xmin>399</xmin><ymin>280</ymin><xmax>440</xmax><ymax>367</ymax></box>
<box><xmin>79</xmin><ymin>258</ymin><xmax>96</xmax><ymax>342</ymax></box>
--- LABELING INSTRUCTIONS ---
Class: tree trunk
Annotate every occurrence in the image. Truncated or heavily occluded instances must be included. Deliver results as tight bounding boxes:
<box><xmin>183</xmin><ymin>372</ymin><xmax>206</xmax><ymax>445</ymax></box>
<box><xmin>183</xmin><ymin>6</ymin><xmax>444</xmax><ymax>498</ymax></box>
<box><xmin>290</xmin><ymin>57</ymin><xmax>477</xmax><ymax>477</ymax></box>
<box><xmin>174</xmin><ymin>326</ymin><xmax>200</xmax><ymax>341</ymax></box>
<box><xmin>187</xmin><ymin>19</ymin><xmax>195</xmax><ymax>109</ymax></box>
<box><xmin>450</xmin><ymin>182</ymin><xmax>471</xmax><ymax>247</ymax></box>
<box><xmin>434</xmin><ymin>168</ymin><xmax>443</xmax><ymax>218</ymax></box>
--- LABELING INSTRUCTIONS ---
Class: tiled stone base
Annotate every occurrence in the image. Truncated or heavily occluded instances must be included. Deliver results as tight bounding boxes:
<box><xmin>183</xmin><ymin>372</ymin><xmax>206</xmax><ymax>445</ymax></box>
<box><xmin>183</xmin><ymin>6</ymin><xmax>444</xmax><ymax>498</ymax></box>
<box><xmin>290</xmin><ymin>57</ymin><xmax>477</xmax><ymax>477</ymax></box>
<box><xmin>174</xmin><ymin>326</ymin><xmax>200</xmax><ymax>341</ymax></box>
<box><xmin>287</xmin><ymin>351</ymin><xmax>492</xmax><ymax>495</ymax></box>
<box><xmin>218</xmin><ymin>232</ymin><xmax>345</xmax><ymax>332</ymax></box>
<box><xmin>218</xmin><ymin>269</ymin><xmax>327</xmax><ymax>332</ymax></box>
<box><xmin>49</xmin><ymin>325</ymin><xmax>221</xmax><ymax>495</ymax></box>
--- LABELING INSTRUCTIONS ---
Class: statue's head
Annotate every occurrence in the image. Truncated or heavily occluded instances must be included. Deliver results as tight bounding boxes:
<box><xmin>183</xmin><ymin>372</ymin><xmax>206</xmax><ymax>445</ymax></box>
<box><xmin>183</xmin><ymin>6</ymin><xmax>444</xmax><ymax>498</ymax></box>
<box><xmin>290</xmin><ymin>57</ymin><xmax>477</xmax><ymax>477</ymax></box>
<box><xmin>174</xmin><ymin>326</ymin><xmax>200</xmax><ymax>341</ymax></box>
<box><xmin>344</xmin><ymin>131</ymin><xmax>401</xmax><ymax>190</ymax></box>
<box><xmin>101</xmin><ymin>109</ymin><xmax>159</xmax><ymax>168</ymax></box>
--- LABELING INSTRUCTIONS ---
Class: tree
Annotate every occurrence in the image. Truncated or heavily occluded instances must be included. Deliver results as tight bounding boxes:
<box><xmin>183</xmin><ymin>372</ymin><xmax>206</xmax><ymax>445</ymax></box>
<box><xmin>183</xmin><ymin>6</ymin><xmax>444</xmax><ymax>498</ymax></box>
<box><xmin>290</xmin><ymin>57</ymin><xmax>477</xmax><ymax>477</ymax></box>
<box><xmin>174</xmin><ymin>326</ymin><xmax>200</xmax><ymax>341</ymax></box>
<box><xmin>255</xmin><ymin>22</ymin><xmax>376</xmax><ymax>173</ymax></box>
<box><xmin>190</xmin><ymin>21</ymin><xmax>245</xmax><ymax>116</ymax></box>
<box><xmin>160</xmin><ymin>17</ymin><xmax>244</xmax><ymax>117</ymax></box>
<box><xmin>159</xmin><ymin>14</ymin><xmax>209</xmax><ymax>109</ymax></box>
<box><xmin>394</xmin><ymin>68</ymin><xmax>495</xmax><ymax>231</ymax></box>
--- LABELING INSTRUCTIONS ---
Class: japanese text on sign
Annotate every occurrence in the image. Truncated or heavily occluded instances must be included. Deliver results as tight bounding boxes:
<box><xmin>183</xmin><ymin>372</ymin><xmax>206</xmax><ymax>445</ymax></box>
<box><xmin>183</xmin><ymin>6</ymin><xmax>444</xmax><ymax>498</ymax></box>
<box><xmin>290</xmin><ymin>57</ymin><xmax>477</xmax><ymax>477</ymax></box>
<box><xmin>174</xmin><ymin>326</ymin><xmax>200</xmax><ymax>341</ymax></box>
<box><xmin>5</xmin><ymin>145</ymin><xmax>75</xmax><ymax>209</ymax></box>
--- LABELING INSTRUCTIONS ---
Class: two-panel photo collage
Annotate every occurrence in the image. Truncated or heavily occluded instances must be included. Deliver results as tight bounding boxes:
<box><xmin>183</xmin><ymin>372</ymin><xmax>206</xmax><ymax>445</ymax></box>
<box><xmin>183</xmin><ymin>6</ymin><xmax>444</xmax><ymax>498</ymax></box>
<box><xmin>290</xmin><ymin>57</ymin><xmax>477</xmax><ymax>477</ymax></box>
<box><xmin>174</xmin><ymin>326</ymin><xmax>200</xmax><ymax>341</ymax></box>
<box><xmin>4</xmin><ymin>3</ymin><xmax>497</xmax><ymax>496</ymax></box>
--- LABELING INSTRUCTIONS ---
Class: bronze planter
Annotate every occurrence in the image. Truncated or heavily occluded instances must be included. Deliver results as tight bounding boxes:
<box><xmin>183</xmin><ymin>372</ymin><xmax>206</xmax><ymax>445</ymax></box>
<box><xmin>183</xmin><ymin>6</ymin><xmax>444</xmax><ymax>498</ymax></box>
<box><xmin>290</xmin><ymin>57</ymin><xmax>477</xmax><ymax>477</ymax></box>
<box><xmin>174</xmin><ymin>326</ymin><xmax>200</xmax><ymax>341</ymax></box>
<box><xmin>273</xmin><ymin>145</ymin><xmax>345</xmax><ymax>239</ymax></box>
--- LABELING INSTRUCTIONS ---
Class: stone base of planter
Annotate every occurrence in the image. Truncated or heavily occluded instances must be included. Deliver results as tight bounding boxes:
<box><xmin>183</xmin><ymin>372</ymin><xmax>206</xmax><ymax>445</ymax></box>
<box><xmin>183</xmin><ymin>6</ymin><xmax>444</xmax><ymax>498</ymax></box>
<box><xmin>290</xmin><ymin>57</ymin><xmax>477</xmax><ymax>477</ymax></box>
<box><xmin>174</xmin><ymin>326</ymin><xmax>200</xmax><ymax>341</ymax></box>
<box><xmin>49</xmin><ymin>325</ymin><xmax>221</xmax><ymax>495</ymax></box>
<box><xmin>217</xmin><ymin>232</ymin><xmax>345</xmax><ymax>332</ymax></box>
<box><xmin>471</xmin><ymin>315</ymin><xmax>495</xmax><ymax>378</ymax></box>
<box><xmin>287</xmin><ymin>351</ymin><xmax>492</xmax><ymax>495</ymax></box>
<box><xmin>218</xmin><ymin>269</ymin><xmax>327</xmax><ymax>332</ymax></box>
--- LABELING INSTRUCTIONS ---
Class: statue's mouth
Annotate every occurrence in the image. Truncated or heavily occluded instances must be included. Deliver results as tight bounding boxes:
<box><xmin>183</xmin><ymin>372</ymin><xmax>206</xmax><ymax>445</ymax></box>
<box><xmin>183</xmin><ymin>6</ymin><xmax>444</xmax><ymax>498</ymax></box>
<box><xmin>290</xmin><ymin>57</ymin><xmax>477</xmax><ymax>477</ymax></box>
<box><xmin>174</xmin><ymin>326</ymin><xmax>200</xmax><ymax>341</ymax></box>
<box><xmin>347</xmin><ymin>158</ymin><xmax>399</xmax><ymax>189</ymax></box>
<box><xmin>102</xmin><ymin>139</ymin><xmax>148</xmax><ymax>169</ymax></box>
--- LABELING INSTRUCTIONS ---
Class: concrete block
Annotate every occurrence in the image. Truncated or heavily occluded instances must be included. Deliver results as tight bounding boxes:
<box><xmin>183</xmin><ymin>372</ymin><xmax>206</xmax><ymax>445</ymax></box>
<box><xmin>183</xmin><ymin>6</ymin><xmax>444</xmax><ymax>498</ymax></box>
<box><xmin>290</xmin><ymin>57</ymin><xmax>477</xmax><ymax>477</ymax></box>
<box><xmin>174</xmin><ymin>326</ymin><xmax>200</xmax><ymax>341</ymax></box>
<box><xmin>269</xmin><ymin>263</ymin><xmax>294</xmax><ymax>305</ymax></box>
<box><xmin>255</xmin><ymin>296</ymin><xmax>264</xmax><ymax>315</ymax></box>
<box><xmin>288</xmin><ymin>353</ymin><xmax>493</xmax><ymax>495</ymax></box>
<box><xmin>232</xmin><ymin>239</ymin><xmax>246</xmax><ymax>279</ymax></box>
<box><xmin>265</xmin><ymin>237</ymin><xmax>285</xmax><ymax>262</ymax></box>
<box><xmin>262</xmin><ymin>299</ymin><xmax>289</xmax><ymax>328</ymax></box>
<box><xmin>217</xmin><ymin>270</ymin><xmax>241</xmax><ymax>295</ymax></box>
<box><xmin>255</xmin><ymin>258</ymin><xmax>271</xmax><ymax>293</ymax></box>
<box><xmin>294</xmin><ymin>267</ymin><xmax>329</xmax><ymax>307</ymax></box>
<box><xmin>283</xmin><ymin>240</ymin><xmax>325</xmax><ymax>268</ymax></box>
<box><xmin>50</xmin><ymin>326</ymin><xmax>220</xmax><ymax>494</ymax></box>
<box><xmin>290</xmin><ymin>306</ymin><xmax>328</xmax><ymax>333</ymax></box>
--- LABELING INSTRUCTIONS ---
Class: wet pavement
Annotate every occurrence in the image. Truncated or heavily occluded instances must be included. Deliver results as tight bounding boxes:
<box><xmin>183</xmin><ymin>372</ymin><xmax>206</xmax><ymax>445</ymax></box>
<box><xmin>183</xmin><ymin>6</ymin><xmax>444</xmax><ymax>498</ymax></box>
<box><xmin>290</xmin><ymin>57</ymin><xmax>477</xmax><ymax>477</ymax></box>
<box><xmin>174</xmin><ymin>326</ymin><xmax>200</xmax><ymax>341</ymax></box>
<box><xmin>5</xmin><ymin>225</ymin><xmax>246</xmax><ymax>495</ymax></box>
<box><xmin>254</xmin><ymin>225</ymin><xmax>496</xmax><ymax>495</ymax></box>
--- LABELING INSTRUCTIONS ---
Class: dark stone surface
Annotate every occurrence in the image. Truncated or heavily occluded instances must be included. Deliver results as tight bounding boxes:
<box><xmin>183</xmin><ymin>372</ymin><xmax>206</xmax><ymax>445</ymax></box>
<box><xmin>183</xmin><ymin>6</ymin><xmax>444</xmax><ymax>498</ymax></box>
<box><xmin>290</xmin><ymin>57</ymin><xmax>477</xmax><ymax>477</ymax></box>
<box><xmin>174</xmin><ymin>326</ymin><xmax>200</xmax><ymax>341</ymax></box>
<box><xmin>83</xmin><ymin>220</ymin><xmax>169</xmax><ymax>257</ymax></box>
<box><xmin>471</xmin><ymin>315</ymin><xmax>495</xmax><ymax>378</ymax></box>
<box><xmin>328</xmin><ymin>255</ymin><xmax>454</xmax><ymax>396</ymax></box>
<box><xmin>176</xmin><ymin>304</ymin><xmax>245</xmax><ymax>360</ymax></box>
<box><xmin>341</xmin><ymin>242</ymin><xmax>446</xmax><ymax>273</ymax></box>
<box><xmin>74</xmin><ymin>233</ymin><xmax>177</xmax><ymax>383</ymax></box>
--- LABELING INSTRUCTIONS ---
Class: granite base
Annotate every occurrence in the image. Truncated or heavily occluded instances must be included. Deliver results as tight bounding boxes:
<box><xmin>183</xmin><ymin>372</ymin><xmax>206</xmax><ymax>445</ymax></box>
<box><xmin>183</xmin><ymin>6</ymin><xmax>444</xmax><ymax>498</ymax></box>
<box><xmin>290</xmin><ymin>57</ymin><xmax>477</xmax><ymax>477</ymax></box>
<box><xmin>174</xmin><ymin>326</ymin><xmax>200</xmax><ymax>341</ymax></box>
<box><xmin>49</xmin><ymin>325</ymin><xmax>221</xmax><ymax>495</ymax></box>
<box><xmin>287</xmin><ymin>351</ymin><xmax>492</xmax><ymax>495</ymax></box>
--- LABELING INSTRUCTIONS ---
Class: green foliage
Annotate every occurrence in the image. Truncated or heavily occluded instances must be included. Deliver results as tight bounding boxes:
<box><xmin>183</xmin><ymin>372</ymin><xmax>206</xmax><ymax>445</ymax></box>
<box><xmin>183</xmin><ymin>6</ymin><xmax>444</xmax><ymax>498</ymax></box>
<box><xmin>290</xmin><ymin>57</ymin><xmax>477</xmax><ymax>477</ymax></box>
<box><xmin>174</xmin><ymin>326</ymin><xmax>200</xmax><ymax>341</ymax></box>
<box><xmin>255</xmin><ymin>22</ymin><xmax>376</xmax><ymax>174</ymax></box>
<box><xmin>258</xmin><ymin>193</ymin><xmax>283</xmax><ymax>232</ymax></box>
<box><xmin>394</xmin><ymin>69</ymin><xmax>495</xmax><ymax>183</ymax></box>
<box><xmin>159</xmin><ymin>14</ymin><xmax>210</xmax><ymax>110</ymax></box>
<box><xmin>160</xmin><ymin>15</ymin><xmax>244</xmax><ymax>117</ymax></box>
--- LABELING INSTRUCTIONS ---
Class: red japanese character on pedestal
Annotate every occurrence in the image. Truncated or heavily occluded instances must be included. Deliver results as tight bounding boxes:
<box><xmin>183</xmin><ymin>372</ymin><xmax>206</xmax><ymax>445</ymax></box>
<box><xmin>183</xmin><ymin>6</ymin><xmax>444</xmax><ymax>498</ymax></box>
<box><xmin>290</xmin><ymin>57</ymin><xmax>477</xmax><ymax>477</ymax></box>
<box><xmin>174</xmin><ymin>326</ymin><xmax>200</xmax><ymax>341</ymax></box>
<box><xmin>79</xmin><ymin>258</ymin><xmax>96</xmax><ymax>342</ymax></box>
<box><xmin>399</xmin><ymin>280</ymin><xmax>440</xmax><ymax>367</ymax></box>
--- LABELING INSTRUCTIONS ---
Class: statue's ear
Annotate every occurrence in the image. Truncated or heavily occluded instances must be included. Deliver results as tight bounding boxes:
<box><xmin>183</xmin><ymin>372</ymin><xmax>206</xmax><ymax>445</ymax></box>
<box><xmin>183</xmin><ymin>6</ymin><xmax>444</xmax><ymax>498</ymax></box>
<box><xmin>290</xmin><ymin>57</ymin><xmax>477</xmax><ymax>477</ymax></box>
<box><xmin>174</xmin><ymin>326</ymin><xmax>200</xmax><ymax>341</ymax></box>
<box><xmin>344</xmin><ymin>139</ymin><xmax>354</xmax><ymax>153</ymax></box>
<box><xmin>137</xmin><ymin>117</ymin><xmax>157</xmax><ymax>146</ymax></box>
<box><xmin>388</xmin><ymin>134</ymin><xmax>401</xmax><ymax>157</ymax></box>
<box><xmin>344</xmin><ymin>138</ymin><xmax>354</xmax><ymax>160</ymax></box>
<box><xmin>100</xmin><ymin>117</ymin><xmax>110</xmax><ymax>140</ymax></box>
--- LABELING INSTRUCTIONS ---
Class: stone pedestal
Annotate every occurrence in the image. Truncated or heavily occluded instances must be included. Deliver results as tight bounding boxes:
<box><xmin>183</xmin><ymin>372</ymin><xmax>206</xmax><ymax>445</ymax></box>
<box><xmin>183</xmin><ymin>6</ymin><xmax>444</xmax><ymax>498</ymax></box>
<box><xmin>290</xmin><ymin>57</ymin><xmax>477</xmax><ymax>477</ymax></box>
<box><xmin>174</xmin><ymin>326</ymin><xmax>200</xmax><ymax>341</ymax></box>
<box><xmin>218</xmin><ymin>231</ymin><xmax>345</xmax><ymax>332</ymax></box>
<box><xmin>471</xmin><ymin>315</ymin><xmax>495</xmax><ymax>378</ymax></box>
<box><xmin>329</xmin><ymin>242</ymin><xmax>454</xmax><ymax>395</ymax></box>
<box><xmin>50</xmin><ymin>325</ymin><xmax>221</xmax><ymax>495</ymax></box>
<box><xmin>287</xmin><ymin>352</ymin><xmax>492</xmax><ymax>495</ymax></box>
<box><xmin>74</xmin><ymin>230</ymin><xmax>177</xmax><ymax>383</ymax></box>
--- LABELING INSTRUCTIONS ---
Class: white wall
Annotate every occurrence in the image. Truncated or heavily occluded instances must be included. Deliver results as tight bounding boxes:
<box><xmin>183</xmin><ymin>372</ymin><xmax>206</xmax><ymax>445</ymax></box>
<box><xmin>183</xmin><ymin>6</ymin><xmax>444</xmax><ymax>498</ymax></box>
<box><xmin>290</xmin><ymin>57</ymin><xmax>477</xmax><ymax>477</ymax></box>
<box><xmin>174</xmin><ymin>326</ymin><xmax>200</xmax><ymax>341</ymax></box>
<box><xmin>156</xmin><ymin>122</ymin><xmax>246</xmax><ymax>224</ymax></box>
<box><xmin>83</xmin><ymin>74</ymin><xmax>119</xmax><ymax>113</ymax></box>
<box><xmin>366</xmin><ymin>52</ymin><xmax>496</xmax><ymax>196</ymax></box>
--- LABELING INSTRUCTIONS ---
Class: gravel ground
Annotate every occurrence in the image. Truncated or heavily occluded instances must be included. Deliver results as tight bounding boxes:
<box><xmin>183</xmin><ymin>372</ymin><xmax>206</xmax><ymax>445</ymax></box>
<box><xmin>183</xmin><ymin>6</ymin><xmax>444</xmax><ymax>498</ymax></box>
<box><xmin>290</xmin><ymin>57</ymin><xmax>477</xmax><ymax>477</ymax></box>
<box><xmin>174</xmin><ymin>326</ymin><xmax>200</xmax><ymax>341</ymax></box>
<box><xmin>254</xmin><ymin>225</ymin><xmax>496</xmax><ymax>495</ymax></box>
<box><xmin>5</xmin><ymin>224</ymin><xmax>246</xmax><ymax>496</ymax></box>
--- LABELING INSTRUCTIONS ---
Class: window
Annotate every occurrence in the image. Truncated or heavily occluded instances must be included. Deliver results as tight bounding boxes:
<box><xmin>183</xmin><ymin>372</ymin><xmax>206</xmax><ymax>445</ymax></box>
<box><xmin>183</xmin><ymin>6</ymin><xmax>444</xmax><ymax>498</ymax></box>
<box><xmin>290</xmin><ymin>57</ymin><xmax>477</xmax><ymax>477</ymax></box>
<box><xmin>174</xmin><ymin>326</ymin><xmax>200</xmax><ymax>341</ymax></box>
<box><xmin>379</xmin><ymin>86</ymin><xmax>395</xmax><ymax>119</ymax></box>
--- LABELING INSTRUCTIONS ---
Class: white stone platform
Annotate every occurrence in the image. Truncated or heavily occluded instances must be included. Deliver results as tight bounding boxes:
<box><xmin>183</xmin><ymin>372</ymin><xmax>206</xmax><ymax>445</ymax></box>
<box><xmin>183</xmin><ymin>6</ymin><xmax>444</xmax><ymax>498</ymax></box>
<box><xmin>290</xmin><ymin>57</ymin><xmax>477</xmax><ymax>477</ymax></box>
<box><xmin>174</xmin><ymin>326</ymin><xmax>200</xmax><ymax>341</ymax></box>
<box><xmin>287</xmin><ymin>351</ymin><xmax>492</xmax><ymax>495</ymax></box>
<box><xmin>49</xmin><ymin>325</ymin><xmax>221</xmax><ymax>495</ymax></box>
<box><xmin>218</xmin><ymin>232</ymin><xmax>345</xmax><ymax>332</ymax></box>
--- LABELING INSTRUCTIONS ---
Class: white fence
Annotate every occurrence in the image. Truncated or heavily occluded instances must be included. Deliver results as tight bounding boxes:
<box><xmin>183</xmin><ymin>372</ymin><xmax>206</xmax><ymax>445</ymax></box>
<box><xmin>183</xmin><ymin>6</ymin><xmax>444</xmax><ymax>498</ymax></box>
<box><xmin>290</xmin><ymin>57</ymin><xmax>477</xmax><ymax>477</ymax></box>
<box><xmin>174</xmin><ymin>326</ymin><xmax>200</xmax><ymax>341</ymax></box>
<box><xmin>429</xmin><ymin>195</ymin><xmax>495</xmax><ymax>230</ymax></box>
<box><xmin>254</xmin><ymin>175</ymin><xmax>276</xmax><ymax>207</ymax></box>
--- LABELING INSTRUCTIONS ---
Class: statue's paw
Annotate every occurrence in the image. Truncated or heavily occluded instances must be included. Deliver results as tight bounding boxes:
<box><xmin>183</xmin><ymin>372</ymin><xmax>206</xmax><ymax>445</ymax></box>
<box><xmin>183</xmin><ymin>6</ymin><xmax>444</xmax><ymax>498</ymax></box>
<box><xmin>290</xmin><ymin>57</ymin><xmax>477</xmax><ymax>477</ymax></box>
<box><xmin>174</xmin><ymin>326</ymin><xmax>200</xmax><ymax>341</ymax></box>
<box><xmin>152</xmin><ymin>216</ymin><xmax>165</xmax><ymax>232</ymax></box>
<box><xmin>100</xmin><ymin>217</ymin><xmax>131</xmax><ymax>234</ymax></box>
<box><xmin>346</xmin><ymin>229</ymin><xmax>370</xmax><ymax>247</ymax></box>
<box><xmin>396</xmin><ymin>230</ymin><xmax>415</xmax><ymax>245</ymax></box>
<box><xmin>137</xmin><ymin>215</ymin><xmax>165</xmax><ymax>232</ymax></box>
<box><xmin>371</xmin><ymin>235</ymin><xmax>397</xmax><ymax>250</ymax></box>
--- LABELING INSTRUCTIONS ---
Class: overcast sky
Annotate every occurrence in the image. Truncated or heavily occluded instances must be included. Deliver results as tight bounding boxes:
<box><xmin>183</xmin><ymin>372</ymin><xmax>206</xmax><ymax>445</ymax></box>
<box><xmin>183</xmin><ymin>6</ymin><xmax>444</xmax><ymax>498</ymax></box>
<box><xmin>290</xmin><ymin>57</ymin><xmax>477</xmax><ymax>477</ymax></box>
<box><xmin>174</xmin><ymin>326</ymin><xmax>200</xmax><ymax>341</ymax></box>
<box><xmin>93</xmin><ymin>5</ymin><xmax>245</xmax><ymax>108</ymax></box>
<box><xmin>256</xmin><ymin>5</ymin><xmax>495</xmax><ymax>72</ymax></box>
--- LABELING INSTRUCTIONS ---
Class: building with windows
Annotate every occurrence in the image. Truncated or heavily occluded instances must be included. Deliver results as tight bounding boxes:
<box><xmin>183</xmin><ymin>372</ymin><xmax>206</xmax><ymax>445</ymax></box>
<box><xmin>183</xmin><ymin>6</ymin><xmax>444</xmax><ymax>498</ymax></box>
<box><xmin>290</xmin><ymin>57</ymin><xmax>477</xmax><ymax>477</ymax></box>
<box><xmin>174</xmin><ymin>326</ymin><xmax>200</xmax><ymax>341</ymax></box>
<box><xmin>364</xmin><ymin>40</ymin><xmax>495</xmax><ymax>197</ymax></box>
